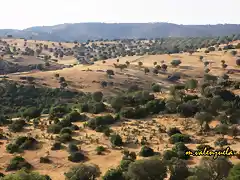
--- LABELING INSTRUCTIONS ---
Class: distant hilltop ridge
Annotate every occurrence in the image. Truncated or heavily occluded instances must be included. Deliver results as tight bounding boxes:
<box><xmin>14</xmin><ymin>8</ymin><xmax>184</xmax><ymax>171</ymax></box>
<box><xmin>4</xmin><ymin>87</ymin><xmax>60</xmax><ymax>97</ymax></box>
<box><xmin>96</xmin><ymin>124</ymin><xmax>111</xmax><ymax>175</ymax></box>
<box><xmin>1</xmin><ymin>22</ymin><xmax>240</xmax><ymax>42</ymax></box>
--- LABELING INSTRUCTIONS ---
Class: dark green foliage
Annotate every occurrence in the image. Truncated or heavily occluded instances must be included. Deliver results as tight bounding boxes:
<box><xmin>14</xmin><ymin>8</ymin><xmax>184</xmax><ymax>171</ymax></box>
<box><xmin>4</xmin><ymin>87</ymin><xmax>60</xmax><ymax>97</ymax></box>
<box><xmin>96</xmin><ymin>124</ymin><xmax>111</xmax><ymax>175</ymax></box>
<box><xmin>169</xmin><ymin>158</ymin><xmax>189</xmax><ymax>180</ymax></box>
<box><xmin>92</xmin><ymin>91</ymin><xmax>103</xmax><ymax>102</ymax></box>
<box><xmin>49</xmin><ymin>105</ymin><xmax>70</xmax><ymax>118</ymax></box>
<box><xmin>163</xmin><ymin>150</ymin><xmax>178</xmax><ymax>160</ymax></box>
<box><xmin>119</xmin><ymin>160</ymin><xmax>133</xmax><ymax>172</ymax></box>
<box><xmin>6</xmin><ymin>156</ymin><xmax>32</xmax><ymax>171</ymax></box>
<box><xmin>177</xmin><ymin>102</ymin><xmax>199</xmax><ymax>118</ymax></box>
<box><xmin>64</xmin><ymin>164</ymin><xmax>101</xmax><ymax>180</ymax></box>
<box><xmin>169</xmin><ymin>133</ymin><xmax>191</xmax><ymax>144</ymax></box>
<box><xmin>110</xmin><ymin>134</ymin><xmax>123</xmax><ymax>146</ymax></box>
<box><xmin>58</xmin><ymin>133</ymin><xmax>72</xmax><ymax>143</ymax></box>
<box><xmin>22</xmin><ymin>107</ymin><xmax>41</xmax><ymax>119</ymax></box>
<box><xmin>87</xmin><ymin>115</ymin><xmax>115</xmax><ymax>130</ymax></box>
<box><xmin>40</xmin><ymin>157</ymin><xmax>51</xmax><ymax>164</ymax></box>
<box><xmin>64</xmin><ymin>111</ymin><xmax>85</xmax><ymax>122</ymax></box>
<box><xmin>152</xmin><ymin>84</ymin><xmax>162</xmax><ymax>92</ymax></box>
<box><xmin>167</xmin><ymin>127</ymin><xmax>182</xmax><ymax>136</ymax></box>
<box><xmin>47</xmin><ymin>124</ymin><xmax>62</xmax><ymax>134</ymax></box>
<box><xmin>60</xmin><ymin>127</ymin><xmax>73</xmax><ymax>135</ymax></box>
<box><xmin>0</xmin><ymin>81</ymin><xmax>84</xmax><ymax>116</ymax></box>
<box><xmin>192</xmin><ymin>157</ymin><xmax>233</xmax><ymax>180</ymax></box>
<box><xmin>1</xmin><ymin>169</ymin><xmax>51</xmax><ymax>180</ymax></box>
<box><xmin>196</xmin><ymin>144</ymin><xmax>214</xmax><ymax>151</ymax></box>
<box><xmin>214</xmin><ymin>138</ymin><xmax>228</xmax><ymax>147</ymax></box>
<box><xmin>139</xmin><ymin>146</ymin><xmax>155</xmax><ymax>157</ymax></box>
<box><xmin>88</xmin><ymin>102</ymin><xmax>106</xmax><ymax>114</ymax></box>
<box><xmin>0</xmin><ymin>116</ymin><xmax>12</xmax><ymax>126</ymax></box>
<box><xmin>68</xmin><ymin>143</ymin><xmax>79</xmax><ymax>152</ymax></box>
<box><xmin>51</xmin><ymin>141</ymin><xmax>62</xmax><ymax>150</ymax></box>
<box><xmin>102</xmin><ymin>168</ymin><xmax>125</xmax><ymax>180</ymax></box>
<box><xmin>171</xmin><ymin>59</ymin><xmax>182</xmax><ymax>67</ymax></box>
<box><xmin>95</xmin><ymin>146</ymin><xmax>106</xmax><ymax>155</ymax></box>
<box><xmin>8</xmin><ymin>119</ymin><xmax>26</xmax><ymax>132</ymax></box>
<box><xmin>126</xmin><ymin>158</ymin><xmax>167</xmax><ymax>180</ymax></box>
<box><xmin>185</xmin><ymin>79</ymin><xmax>198</xmax><ymax>90</ymax></box>
<box><xmin>6</xmin><ymin>136</ymin><xmax>38</xmax><ymax>153</ymax></box>
<box><xmin>172</xmin><ymin>142</ymin><xmax>189</xmax><ymax>152</ymax></box>
<box><xmin>145</xmin><ymin>99</ymin><xmax>166</xmax><ymax>114</ymax></box>
<box><xmin>71</xmin><ymin>124</ymin><xmax>80</xmax><ymax>131</ymax></box>
<box><xmin>120</xmin><ymin>107</ymin><xmax>149</xmax><ymax>119</ymax></box>
<box><xmin>68</xmin><ymin>151</ymin><xmax>85</xmax><ymax>162</ymax></box>
<box><xmin>110</xmin><ymin>96</ymin><xmax>124</xmax><ymax>112</ymax></box>
<box><xmin>227</xmin><ymin>163</ymin><xmax>240</xmax><ymax>180</ymax></box>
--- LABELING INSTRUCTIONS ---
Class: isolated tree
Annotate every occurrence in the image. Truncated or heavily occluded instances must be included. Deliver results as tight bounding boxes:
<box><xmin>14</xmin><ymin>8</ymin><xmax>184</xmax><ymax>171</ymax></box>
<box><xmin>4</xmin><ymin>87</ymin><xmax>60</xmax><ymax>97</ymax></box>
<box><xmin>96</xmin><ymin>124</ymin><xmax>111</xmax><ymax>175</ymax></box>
<box><xmin>193</xmin><ymin>157</ymin><xmax>233</xmax><ymax>180</ymax></box>
<box><xmin>92</xmin><ymin>91</ymin><xmax>103</xmax><ymax>102</ymax></box>
<box><xmin>110</xmin><ymin>134</ymin><xmax>123</xmax><ymax>147</ymax></box>
<box><xmin>199</xmin><ymin>56</ymin><xmax>204</xmax><ymax>62</ymax></box>
<box><xmin>171</xmin><ymin>60</ymin><xmax>181</xmax><ymax>67</ymax></box>
<box><xmin>185</xmin><ymin>79</ymin><xmax>198</xmax><ymax>90</ymax></box>
<box><xmin>102</xmin><ymin>168</ymin><xmax>124</xmax><ymax>180</ymax></box>
<box><xmin>195</xmin><ymin>112</ymin><xmax>213</xmax><ymax>131</ymax></box>
<box><xmin>125</xmin><ymin>61</ymin><xmax>130</xmax><ymax>66</ymax></box>
<box><xmin>64</xmin><ymin>164</ymin><xmax>101</xmax><ymax>180</ymax></box>
<box><xmin>127</xmin><ymin>158</ymin><xmax>167</xmax><ymax>180</ymax></box>
<box><xmin>231</xmin><ymin>50</ymin><xmax>237</xmax><ymax>56</ymax></box>
<box><xmin>106</xmin><ymin>69</ymin><xmax>114</xmax><ymax>78</ymax></box>
<box><xmin>153</xmin><ymin>62</ymin><xmax>157</xmax><ymax>66</ymax></box>
<box><xmin>144</xmin><ymin>67</ymin><xmax>150</xmax><ymax>74</ymax></box>
<box><xmin>161</xmin><ymin>64</ymin><xmax>168</xmax><ymax>71</ymax></box>
<box><xmin>169</xmin><ymin>158</ymin><xmax>189</xmax><ymax>180</ymax></box>
<box><xmin>138</xmin><ymin>62</ymin><xmax>143</xmax><ymax>68</ymax></box>
<box><xmin>215</xmin><ymin>124</ymin><xmax>229</xmax><ymax>138</ymax></box>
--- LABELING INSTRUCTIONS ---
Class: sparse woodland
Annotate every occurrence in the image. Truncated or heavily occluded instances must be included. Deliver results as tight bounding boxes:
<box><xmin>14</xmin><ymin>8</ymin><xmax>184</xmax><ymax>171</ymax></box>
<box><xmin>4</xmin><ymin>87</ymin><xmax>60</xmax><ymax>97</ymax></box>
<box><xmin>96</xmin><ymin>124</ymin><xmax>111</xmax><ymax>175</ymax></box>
<box><xmin>0</xmin><ymin>34</ymin><xmax>240</xmax><ymax>180</ymax></box>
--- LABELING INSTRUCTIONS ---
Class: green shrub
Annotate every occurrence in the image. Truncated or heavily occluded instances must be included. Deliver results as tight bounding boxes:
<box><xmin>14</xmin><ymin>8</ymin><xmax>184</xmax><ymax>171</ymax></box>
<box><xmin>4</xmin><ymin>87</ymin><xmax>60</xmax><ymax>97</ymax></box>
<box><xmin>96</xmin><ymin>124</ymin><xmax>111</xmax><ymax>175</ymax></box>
<box><xmin>58</xmin><ymin>133</ymin><xmax>72</xmax><ymax>143</ymax></box>
<box><xmin>167</xmin><ymin>127</ymin><xmax>182</xmax><ymax>136</ymax></box>
<box><xmin>172</xmin><ymin>142</ymin><xmax>189</xmax><ymax>152</ymax></box>
<box><xmin>64</xmin><ymin>164</ymin><xmax>101</xmax><ymax>180</ymax></box>
<box><xmin>139</xmin><ymin>146</ymin><xmax>155</xmax><ymax>157</ymax></box>
<box><xmin>92</xmin><ymin>91</ymin><xmax>103</xmax><ymax>102</ymax></box>
<box><xmin>40</xmin><ymin>157</ymin><xmax>51</xmax><ymax>164</ymax></box>
<box><xmin>60</xmin><ymin>127</ymin><xmax>72</xmax><ymax>135</ymax></box>
<box><xmin>65</xmin><ymin>111</ymin><xmax>84</xmax><ymax>122</ymax></box>
<box><xmin>152</xmin><ymin>84</ymin><xmax>162</xmax><ymax>92</ymax></box>
<box><xmin>6</xmin><ymin>156</ymin><xmax>32</xmax><ymax>171</ymax></box>
<box><xmin>1</xmin><ymin>169</ymin><xmax>51</xmax><ymax>180</ymax></box>
<box><xmin>119</xmin><ymin>159</ymin><xmax>133</xmax><ymax>172</ymax></box>
<box><xmin>96</xmin><ymin>146</ymin><xmax>106</xmax><ymax>155</ymax></box>
<box><xmin>51</xmin><ymin>141</ymin><xmax>62</xmax><ymax>150</ymax></box>
<box><xmin>68</xmin><ymin>143</ymin><xmax>79</xmax><ymax>152</ymax></box>
<box><xmin>110</xmin><ymin>134</ymin><xmax>123</xmax><ymax>147</ymax></box>
<box><xmin>102</xmin><ymin>168</ymin><xmax>124</xmax><ymax>180</ymax></box>
<box><xmin>89</xmin><ymin>102</ymin><xmax>106</xmax><ymax>114</ymax></box>
<box><xmin>163</xmin><ymin>150</ymin><xmax>178</xmax><ymax>160</ymax></box>
<box><xmin>8</xmin><ymin>120</ymin><xmax>26</xmax><ymax>132</ymax></box>
<box><xmin>68</xmin><ymin>151</ymin><xmax>85</xmax><ymax>162</ymax></box>
<box><xmin>169</xmin><ymin>133</ymin><xmax>191</xmax><ymax>144</ymax></box>
<box><xmin>87</xmin><ymin>115</ymin><xmax>115</xmax><ymax>130</ymax></box>
<box><xmin>22</xmin><ymin>107</ymin><xmax>41</xmax><ymax>119</ymax></box>
<box><xmin>214</xmin><ymin>138</ymin><xmax>228</xmax><ymax>147</ymax></box>
<box><xmin>145</xmin><ymin>99</ymin><xmax>166</xmax><ymax>114</ymax></box>
<box><xmin>47</xmin><ymin>124</ymin><xmax>62</xmax><ymax>134</ymax></box>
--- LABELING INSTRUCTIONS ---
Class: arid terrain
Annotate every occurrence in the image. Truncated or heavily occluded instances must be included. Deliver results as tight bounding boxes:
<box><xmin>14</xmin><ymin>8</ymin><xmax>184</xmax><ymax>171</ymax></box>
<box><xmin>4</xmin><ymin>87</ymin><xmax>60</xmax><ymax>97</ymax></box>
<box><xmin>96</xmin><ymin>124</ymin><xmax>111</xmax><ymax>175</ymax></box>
<box><xmin>0</xmin><ymin>37</ymin><xmax>240</xmax><ymax>180</ymax></box>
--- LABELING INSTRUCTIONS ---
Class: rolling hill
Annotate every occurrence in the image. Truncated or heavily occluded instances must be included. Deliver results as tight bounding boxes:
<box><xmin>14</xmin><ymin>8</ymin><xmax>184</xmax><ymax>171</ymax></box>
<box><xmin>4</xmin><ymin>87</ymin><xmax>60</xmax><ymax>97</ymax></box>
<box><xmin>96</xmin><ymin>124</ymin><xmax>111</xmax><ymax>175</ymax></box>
<box><xmin>1</xmin><ymin>23</ymin><xmax>240</xmax><ymax>42</ymax></box>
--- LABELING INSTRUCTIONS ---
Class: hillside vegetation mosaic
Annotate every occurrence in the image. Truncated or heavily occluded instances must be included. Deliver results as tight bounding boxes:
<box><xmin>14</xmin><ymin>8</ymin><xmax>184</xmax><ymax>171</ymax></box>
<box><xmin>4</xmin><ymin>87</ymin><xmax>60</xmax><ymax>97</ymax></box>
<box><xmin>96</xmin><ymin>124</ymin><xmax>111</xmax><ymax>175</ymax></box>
<box><xmin>0</xmin><ymin>35</ymin><xmax>240</xmax><ymax>180</ymax></box>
